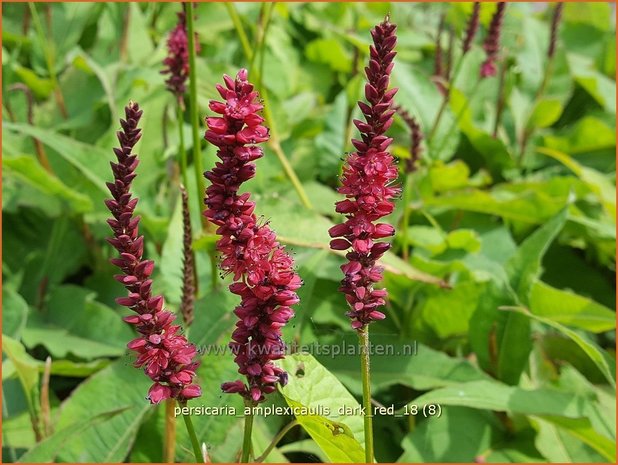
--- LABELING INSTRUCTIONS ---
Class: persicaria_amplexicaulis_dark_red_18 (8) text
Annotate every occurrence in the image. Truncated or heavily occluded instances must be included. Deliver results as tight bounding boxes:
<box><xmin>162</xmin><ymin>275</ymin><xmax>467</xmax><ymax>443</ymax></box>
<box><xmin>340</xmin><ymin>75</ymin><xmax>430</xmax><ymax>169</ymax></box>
<box><xmin>203</xmin><ymin>69</ymin><xmax>302</xmax><ymax>403</ymax></box>
<box><xmin>328</xmin><ymin>17</ymin><xmax>400</xmax><ymax>331</ymax></box>
<box><xmin>105</xmin><ymin>102</ymin><xmax>202</xmax><ymax>404</ymax></box>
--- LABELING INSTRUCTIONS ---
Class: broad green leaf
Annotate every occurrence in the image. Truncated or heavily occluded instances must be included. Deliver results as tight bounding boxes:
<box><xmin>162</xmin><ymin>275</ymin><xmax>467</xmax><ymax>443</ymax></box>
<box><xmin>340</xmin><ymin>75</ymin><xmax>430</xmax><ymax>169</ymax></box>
<box><xmin>22</xmin><ymin>285</ymin><xmax>134</xmax><ymax>359</ymax></box>
<box><xmin>3</xmin><ymin>155</ymin><xmax>93</xmax><ymax>213</ymax></box>
<box><xmin>506</xmin><ymin>208</ymin><xmax>568</xmax><ymax>304</ymax></box>
<box><xmin>533</xmin><ymin>416</ymin><xmax>609</xmax><ymax>463</ymax></box>
<box><xmin>52</xmin><ymin>360</ymin><xmax>153</xmax><ymax>462</ymax></box>
<box><xmin>527</xmin><ymin>98</ymin><xmax>563</xmax><ymax>129</ymax></box>
<box><xmin>3</xmin><ymin>122</ymin><xmax>111</xmax><ymax>195</ymax></box>
<box><xmin>320</xmin><ymin>337</ymin><xmax>491</xmax><ymax>394</ymax></box>
<box><xmin>279</xmin><ymin>353</ymin><xmax>365</xmax><ymax>462</ymax></box>
<box><xmin>502</xmin><ymin>307</ymin><xmax>616</xmax><ymax>388</ymax></box>
<box><xmin>305</xmin><ymin>38</ymin><xmax>352</xmax><ymax>72</ymax></box>
<box><xmin>399</xmin><ymin>407</ymin><xmax>496</xmax><ymax>462</ymax></box>
<box><xmin>534</xmin><ymin>415</ymin><xmax>616</xmax><ymax>462</ymax></box>
<box><xmin>537</xmin><ymin>146</ymin><xmax>616</xmax><ymax>221</ymax></box>
<box><xmin>410</xmin><ymin>380</ymin><xmax>589</xmax><ymax>418</ymax></box>
<box><xmin>17</xmin><ymin>408</ymin><xmax>131</xmax><ymax>463</ymax></box>
<box><xmin>530</xmin><ymin>280</ymin><xmax>615</xmax><ymax>333</ymax></box>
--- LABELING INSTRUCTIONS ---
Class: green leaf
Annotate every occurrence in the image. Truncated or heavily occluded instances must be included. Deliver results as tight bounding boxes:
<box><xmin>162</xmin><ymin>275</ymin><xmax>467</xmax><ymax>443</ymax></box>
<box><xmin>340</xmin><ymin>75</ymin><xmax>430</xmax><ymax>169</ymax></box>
<box><xmin>2</xmin><ymin>336</ymin><xmax>41</xmax><ymax>420</ymax></box>
<box><xmin>527</xmin><ymin>98</ymin><xmax>563</xmax><ymax>129</ymax></box>
<box><xmin>410</xmin><ymin>380</ymin><xmax>589</xmax><ymax>418</ymax></box>
<box><xmin>22</xmin><ymin>285</ymin><xmax>134</xmax><ymax>359</ymax></box>
<box><xmin>530</xmin><ymin>280</ymin><xmax>616</xmax><ymax>333</ymax></box>
<box><xmin>506</xmin><ymin>208</ymin><xmax>568</xmax><ymax>305</ymax></box>
<box><xmin>17</xmin><ymin>408</ymin><xmax>132</xmax><ymax>463</ymax></box>
<box><xmin>502</xmin><ymin>307</ymin><xmax>616</xmax><ymax>388</ymax></box>
<box><xmin>51</xmin><ymin>360</ymin><xmax>153</xmax><ymax>462</ymax></box>
<box><xmin>534</xmin><ymin>415</ymin><xmax>616</xmax><ymax>462</ymax></box>
<box><xmin>538</xmin><ymin>146</ymin><xmax>616</xmax><ymax>221</ymax></box>
<box><xmin>3</xmin><ymin>122</ymin><xmax>111</xmax><ymax>195</ymax></box>
<box><xmin>305</xmin><ymin>38</ymin><xmax>351</xmax><ymax>72</ymax></box>
<box><xmin>533</xmin><ymin>416</ymin><xmax>610</xmax><ymax>462</ymax></box>
<box><xmin>320</xmin><ymin>337</ymin><xmax>491</xmax><ymax>394</ymax></box>
<box><xmin>399</xmin><ymin>407</ymin><xmax>496</xmax><ymax>462</ymax></box>
<box><xmin>279</xmin><ymin>353</ymin><xmax>365</xmax><ymax>462</ymax></box>
<box><xmin>3</xmin><ymin>155</ymin><xmax>93</xmax><ymax>213</ymax></box>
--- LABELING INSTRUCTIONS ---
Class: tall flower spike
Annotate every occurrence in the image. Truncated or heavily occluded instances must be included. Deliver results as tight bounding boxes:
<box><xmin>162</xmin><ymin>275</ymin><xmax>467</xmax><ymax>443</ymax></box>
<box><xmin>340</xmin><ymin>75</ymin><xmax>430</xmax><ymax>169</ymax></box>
<box><xmin>106</xmin><ymin>102</ymin><xmax>201</xmax><ymax>404</ymax></box>
<box><xmin>462</xmin><ymin>2</ymin><xmax>481</xmax><ymax>55</ymax></box>
<box><xmin>480</xmin><ymin>2</ymin><xmax>506</xmax><ymax>78</ymax></box>
<box><xmin>394</xmin><ymin>105</ymin><xmax>423</xmax><ymax>174</ymax></box>
<box><xmin>161</xmin><ymin>6</ymin><xmax>200</xmax><ymax>107</ymax></box>
<box><xmin>179</xmin><ymin>184</ymin><xmax>196</xmax><ymax>327</ymax></box>
<box><xmin>203</xmin><ymin>69</ymin><xmax>302</xmax><ymax>403</ymax></box>
<box><xmin>328</xmin><ymin>17</ymin><xmax>399</xmax><ymax>330</ymax></box>
<box><xmin>547</xmin><ymin>3</ymin><xmax>564</xmax><ymax>59</ymax></box>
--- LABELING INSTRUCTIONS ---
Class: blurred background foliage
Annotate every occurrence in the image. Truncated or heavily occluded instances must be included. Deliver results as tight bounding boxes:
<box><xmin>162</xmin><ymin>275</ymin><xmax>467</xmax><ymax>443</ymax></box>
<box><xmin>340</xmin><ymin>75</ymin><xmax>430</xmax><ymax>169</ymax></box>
<box><xmin>2</xmin><ymin>2</ymin><xmax>616</xmax><ymax>463</ymax></box>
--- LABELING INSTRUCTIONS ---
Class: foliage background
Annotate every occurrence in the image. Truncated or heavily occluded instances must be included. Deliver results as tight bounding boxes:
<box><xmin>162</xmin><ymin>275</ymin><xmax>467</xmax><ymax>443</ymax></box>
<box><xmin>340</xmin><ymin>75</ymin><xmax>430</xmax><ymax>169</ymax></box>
<box><xmin>2</xmin><ymin>1</ymin><xmax>616</xmax><ymax>463</ymax></box>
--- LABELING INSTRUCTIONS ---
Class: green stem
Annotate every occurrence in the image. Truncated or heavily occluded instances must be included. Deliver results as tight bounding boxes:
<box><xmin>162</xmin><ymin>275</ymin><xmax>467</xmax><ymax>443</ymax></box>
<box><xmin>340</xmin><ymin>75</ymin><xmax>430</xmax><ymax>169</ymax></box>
<box><xmin>493</xmin><ymin>56</ymin><xmax>509</xmax><ymax>138</ymax></box>
<box><xmin>255</xmin><ymin>419</ymin><xmax>299</xmax><ymax>463</ymax></box>
<box><xmin>187</xmin><ymin>3</ymin><xmax>218</xmax><ymax>291</ymax></box>
<box><xmin>358</xmin><ymin>326</ymin><xmax>374</xmax><ymax>463</ymax></box>
<box><xmin>401</xmin><ymin>175</ymin><xmax>414</xmax><ymax>261</ymax></box>
<box><xmin>186</xmin><ymin>3</ymin><xmax>205</xmax><ymax>224</ymax></box>
<box><xmin>241</xmin><ymin>401</ymin><xmax>256</xmax><ymax>463</ymax></box>
<box><xmin>432</xmin><ymin>78</ymin><xmax>481</xmax><ymax>159</ymax></box>
<box><xmin>428</xmin><ymin>55</ymin><xmax>464</xmax><ymax>143</ymax></box>
<box><xmin>225</xmin><ymin>3</ymin><xmax>253</xmax><ymax>62</ymax></box>
<box><xmin>180</xmin><ymin>401</ymin><xmax>202</xmax><ymax>463</ymax></box>
<box><xmin>519</xmin><ymin>59</ymin><xmax>555</xmax><ymax>166</ymax></box>
<box><xmin>177</xmin><ymin>104</ymin><xmax>188</xmax><ymax>188</ymax></box>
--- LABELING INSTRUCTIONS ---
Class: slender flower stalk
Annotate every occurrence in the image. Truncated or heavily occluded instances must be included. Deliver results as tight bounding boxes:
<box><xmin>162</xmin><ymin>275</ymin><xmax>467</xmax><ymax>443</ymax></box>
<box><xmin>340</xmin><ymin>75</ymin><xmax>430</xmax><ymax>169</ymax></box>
<box><xmin>547</xmin><ymin>3</ymin><xmax>564</xmax><ymax>59</ymax></box>
<box><xmin>480</xmin><ymin>2</ymin><xmax>506</xmax><ymax>78</ymax></box>
<box><xmin>105</xmin><ymin>102</ymin><xmax>201</xmax><ymax>405</ymax></box>
<box><xmin>462</xmin><ymin>2</ymin><xmax>481</xmax><ymax>55</ymax></box>
<box><xmin>328</xmin><ymin>17</ymin><xmax>398</xmax><ymax>462</ymax></box>
<box><xmin>519</xmin><ymin>3</ymin><xmax>564</xmax><ymax>165</ymax></box>
<box><xmin>180</xmin><ymin>184</ymin><xmax>196</xmax><ymax>327</ymax></box>
<box><xmin>433</xmin><ymin>14</ymin><xmax>447</xmax><ymax>95</ymax></box>
<box><xmin>395</xmin><ymin>105</ymin><xmax>423</xmax><ymax>174</ymax></box>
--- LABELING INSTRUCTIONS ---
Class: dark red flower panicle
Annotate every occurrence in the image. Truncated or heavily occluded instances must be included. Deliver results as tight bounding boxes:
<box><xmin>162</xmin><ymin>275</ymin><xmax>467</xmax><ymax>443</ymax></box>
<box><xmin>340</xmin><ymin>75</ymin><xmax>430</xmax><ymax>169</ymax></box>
<box><xmin>480</xmin><ymin>2</ymin><xmax>506</xmax><ymax>78</ymax></box>
<box><xmin>203</xmin><ymin>69</ymin><xmax>302</xmax><ymax>403</ymax></box>
<box><xmin>328</xmin><ymin>18</ymin><xmax>399</xmax><ymax>330</ymax></box>
<box><xmin>161</xmin><ymin>7</ymin><xmax>199</xmax><ymax>106</ymax></box>
<box><xmin>462</xmin><ymin>2</ymin><xmax>481</xmax><ymax>54</ymax></box>
<box><xmin>106</xmin><ymin>102</ymin><xmax>201</xmax><ymax>404</ymax></box>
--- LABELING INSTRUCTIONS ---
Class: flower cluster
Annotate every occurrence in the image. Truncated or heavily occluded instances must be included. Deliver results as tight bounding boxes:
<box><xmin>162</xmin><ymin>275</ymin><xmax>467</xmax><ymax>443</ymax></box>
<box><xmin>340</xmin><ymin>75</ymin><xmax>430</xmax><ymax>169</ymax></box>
<box><xmin>329</xmin><ymin>18</ymin><xmax>399</xmax><ymax>330</ymax></box>
<box><xmin>462</xmin><ymin>2</ymin><xmax>481</xmax><ymax>55</ymax></box>
<box><xmin>161</xmin><ymin>7</ymin><xmax>199</xmax><ymax>106</ymax></box>
<box><xmin>203</xmin><ymin>69</ymin><xmax>301</xmax><ymax>403</ymax></box>
<box><xmin>106</xmin><ymin>102</ymin><xmax>201</xmax><ymax>404</ymax></box>
<box><xmin>481</xmin><ymin>2</ymin><xmax>506</xmax><ymax>78</ymax></box>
